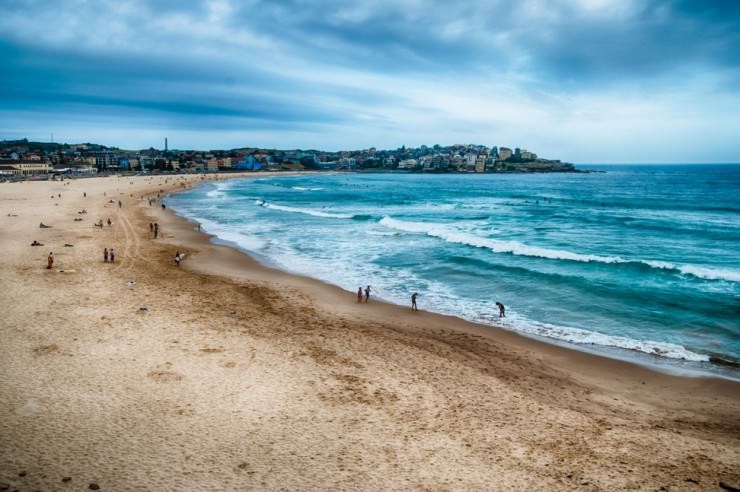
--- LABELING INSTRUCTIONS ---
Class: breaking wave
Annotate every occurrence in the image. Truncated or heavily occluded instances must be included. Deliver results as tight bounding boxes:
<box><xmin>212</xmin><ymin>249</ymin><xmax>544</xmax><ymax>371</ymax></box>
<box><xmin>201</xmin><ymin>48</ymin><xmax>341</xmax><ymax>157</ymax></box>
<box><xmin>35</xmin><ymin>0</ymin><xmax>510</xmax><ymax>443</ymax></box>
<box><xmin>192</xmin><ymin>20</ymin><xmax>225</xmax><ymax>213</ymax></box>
<box><xmin>256</xmin><ymin>200</ymin><xmax>355</xmax><ymax>219</ymax></box>
<box><xmin>379</xmin><ymin>216</ymin><xmax>740</xmax><ymax>282</ymax></box>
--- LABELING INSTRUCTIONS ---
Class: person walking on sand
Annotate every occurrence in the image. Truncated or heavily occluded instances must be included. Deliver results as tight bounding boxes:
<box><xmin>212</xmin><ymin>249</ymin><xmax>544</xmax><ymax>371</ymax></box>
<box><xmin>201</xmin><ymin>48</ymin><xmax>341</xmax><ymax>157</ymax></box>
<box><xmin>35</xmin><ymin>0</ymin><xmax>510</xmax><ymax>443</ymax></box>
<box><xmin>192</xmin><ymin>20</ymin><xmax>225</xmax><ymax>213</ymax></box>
<box><xmin>149</xmin><ymin>223</ymin><xmax>153</xmax><ymax>235</ymax></box>
<box><xmin>104</xmin><ymin>247</ymin><xmax>109</xmax><ymax>263</ymax></box>
<box><xmin>357</xmin><ymin>287</ymin><xmax>363</xmax><ymax>303</ymax></box>
<box><xmin>364</xmin><ymin>285</ymin><xmax>371</xmax><ymax>303</ymax></box>
<box><xmin>496</xmin><ymin>302</ymin><xmax>505</xmax><ymax>318</ymax></box>
<box><xmin>175</xmin><ymin>251</ymin><xmax>181</xmax><ymax>267</ymax></box>
<box><xmin>47</xmin><ymin>252</ymin><xmax>54</xmax><ymax>269</ymax></box>
<box><xmin>411</xmin><ymin>292</ymin><xmax>419</xmax><ymax>311</ymax></box>
<box><xmin>154</xmin><ymin>223</ymin><xmax>159</xmax><ymax>239</ymax></box>
<box><xmin>107</xmin><ymin>218</ymin><xmax>112</xmax><ymax>227</ymax></box>
<box><xmin>110</xmin><ymin>248</ymin><xmax>115</xmax><ymax>263</ymax></box>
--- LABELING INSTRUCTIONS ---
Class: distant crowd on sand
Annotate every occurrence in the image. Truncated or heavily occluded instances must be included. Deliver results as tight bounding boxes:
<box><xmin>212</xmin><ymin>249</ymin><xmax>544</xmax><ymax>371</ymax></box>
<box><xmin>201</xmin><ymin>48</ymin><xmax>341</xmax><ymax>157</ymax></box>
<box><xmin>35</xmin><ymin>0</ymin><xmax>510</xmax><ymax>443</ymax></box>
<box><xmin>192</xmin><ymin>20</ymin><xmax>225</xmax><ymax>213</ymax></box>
<box><xmin>33</xmin><ymin>179</ymin><xmax>508</xmax><ymax>322</ymax></box>
<box><xmin>33</xmin><ymin>184</ymin><xmax>175</xmax><ymax>273</ymax></box>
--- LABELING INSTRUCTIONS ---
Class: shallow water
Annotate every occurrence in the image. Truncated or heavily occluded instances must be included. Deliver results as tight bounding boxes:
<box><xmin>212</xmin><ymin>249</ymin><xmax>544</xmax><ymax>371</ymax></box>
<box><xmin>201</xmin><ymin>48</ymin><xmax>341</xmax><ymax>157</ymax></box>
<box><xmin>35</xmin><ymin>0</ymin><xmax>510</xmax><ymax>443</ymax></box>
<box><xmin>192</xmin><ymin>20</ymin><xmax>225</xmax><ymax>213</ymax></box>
<box><xmin>168</xmin><ymin>165</ymin><xmax>740</xmax><ymax>378</ymax></box>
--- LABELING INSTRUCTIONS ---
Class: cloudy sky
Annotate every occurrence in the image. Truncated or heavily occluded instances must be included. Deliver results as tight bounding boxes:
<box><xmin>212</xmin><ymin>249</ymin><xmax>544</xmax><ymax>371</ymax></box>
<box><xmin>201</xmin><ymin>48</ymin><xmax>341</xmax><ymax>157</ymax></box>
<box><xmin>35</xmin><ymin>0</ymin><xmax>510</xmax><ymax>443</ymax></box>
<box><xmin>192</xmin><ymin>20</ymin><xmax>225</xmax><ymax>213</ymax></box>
<box><xmin>1</xmin><ymin>0</ymin><xmax>739</xmax><ymax>162</ymax></box>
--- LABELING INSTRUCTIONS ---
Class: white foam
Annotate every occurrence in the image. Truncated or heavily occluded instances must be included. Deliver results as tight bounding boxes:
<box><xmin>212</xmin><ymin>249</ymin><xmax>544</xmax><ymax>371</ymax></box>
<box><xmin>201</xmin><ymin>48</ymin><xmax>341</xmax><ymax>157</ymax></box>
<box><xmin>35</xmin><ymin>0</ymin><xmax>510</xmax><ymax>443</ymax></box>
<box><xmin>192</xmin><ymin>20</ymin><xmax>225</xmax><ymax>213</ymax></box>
<box><xmin>195</xmin><ymin>217</ymin><xmax>267</xmax><ymax>251</ymax></box>
<box><xmin>676</xmin><ymin>265</ymin><xmax>740</xmax><ymax>283</ymax></box>
<box><xmin>379</xmin><ymin>216</ymin><xmax>740</xmax><ymax>282</ymax></box>
<box><xmin>499</xmin><ymin>314</ymin><xmax>710</xmax><ymax>362</ymax></box>
<box><xmin>172</xmin><ymin>203</ymin><xmax>715</xmax><ymax>365</ymax></box>
<box><xmin>291</xmin><ymin>186</ymin><xmax>324</xmax><ymax>191</ymax></box>
<box><xmin>258</xmin><ymin>200</ymin><xmax>354</xmax><ymax>219</ymax></box>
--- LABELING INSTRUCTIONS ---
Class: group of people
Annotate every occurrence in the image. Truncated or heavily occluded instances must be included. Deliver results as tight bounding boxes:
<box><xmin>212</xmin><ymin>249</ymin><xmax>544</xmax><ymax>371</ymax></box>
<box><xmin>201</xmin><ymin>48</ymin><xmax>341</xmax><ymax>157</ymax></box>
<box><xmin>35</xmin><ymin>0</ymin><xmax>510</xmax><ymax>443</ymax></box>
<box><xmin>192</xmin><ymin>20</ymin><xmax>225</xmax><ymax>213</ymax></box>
<box><xmin>356</xmin><ymin>286</ymin><xmax>505</xmax><ymax>317</ymax></box>
<box><xmin>149</xmin><ymin>222</ymin><xmax>160</xmax><ymax>239</ymax></box>
<box><xmin>356</xmin><ymin>285</ymin><xmax>372</xmax><ymax>303</ymax></box>
<box><xmin>103</xmin><ymin>247</ymin><xmax>116</xmax><ymax>263</ymax></box>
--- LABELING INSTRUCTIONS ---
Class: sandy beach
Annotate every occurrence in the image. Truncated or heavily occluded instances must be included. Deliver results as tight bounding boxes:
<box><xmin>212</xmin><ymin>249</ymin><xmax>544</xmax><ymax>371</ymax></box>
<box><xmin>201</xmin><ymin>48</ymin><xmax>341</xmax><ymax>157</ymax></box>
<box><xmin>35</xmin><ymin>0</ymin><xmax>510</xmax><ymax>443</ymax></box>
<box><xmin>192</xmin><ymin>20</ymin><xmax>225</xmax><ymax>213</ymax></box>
<box><xmin>1</xmin><ymin>174</ymin><xmax>738</xmax><ymax>491</ymax></box>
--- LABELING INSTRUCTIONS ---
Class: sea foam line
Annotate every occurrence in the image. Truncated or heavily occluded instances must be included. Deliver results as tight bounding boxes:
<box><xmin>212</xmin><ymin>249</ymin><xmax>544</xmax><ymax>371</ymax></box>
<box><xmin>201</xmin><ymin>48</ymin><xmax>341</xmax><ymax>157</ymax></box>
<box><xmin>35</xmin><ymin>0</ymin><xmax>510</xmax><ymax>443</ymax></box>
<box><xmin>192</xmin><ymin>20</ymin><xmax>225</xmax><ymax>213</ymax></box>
<box><xmin>291</xmin><ymin>186</ymin><xmax>324</xmax><ymax>191</ymax></box>
<box><xmin>256</xmin><ymin>200</ymin><xmax>354</xmax><ymax>219</ymax></box>
<box><xmin>498</xmin><ymin>314</ymin><xmax>710</xmax><ymax>362</ymax></box>
<box><xmin>379</xmin><ymin>216</ymin><xmax>740</xmax><ymax>282</ymax></box>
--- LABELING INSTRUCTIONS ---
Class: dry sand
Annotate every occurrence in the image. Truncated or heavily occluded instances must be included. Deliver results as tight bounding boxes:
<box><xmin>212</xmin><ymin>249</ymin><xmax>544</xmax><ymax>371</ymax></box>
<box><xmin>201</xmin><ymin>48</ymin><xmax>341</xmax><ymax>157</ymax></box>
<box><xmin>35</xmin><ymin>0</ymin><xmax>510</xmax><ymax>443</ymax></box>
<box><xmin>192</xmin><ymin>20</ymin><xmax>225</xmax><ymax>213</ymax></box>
<box><xmin>0</xmin><ymin>174</ymin><xmax>738</xmax><ymax>491</ymax></box>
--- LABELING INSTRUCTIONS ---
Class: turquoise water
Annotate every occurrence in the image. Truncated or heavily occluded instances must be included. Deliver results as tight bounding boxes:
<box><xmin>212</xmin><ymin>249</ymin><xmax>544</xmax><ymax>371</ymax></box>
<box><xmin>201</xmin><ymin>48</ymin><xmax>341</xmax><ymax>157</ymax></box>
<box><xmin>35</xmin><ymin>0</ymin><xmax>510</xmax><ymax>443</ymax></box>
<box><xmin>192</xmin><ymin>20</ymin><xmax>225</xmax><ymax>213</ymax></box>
<box><xmin>168</xmin><ymin>166</ymin><xmax>740</xmax><ymax>377</ymax></box>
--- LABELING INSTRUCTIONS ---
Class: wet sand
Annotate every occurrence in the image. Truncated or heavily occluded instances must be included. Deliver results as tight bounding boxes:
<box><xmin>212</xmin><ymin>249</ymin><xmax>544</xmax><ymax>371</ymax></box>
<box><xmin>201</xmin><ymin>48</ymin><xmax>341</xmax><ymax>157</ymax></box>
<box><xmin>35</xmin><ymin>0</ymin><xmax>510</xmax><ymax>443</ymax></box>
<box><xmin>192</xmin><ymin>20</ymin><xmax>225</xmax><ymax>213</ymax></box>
<box><xmin>1</xmin><ymin>174</ymin><xmax>738</xmax><ymax>491</ymax></box>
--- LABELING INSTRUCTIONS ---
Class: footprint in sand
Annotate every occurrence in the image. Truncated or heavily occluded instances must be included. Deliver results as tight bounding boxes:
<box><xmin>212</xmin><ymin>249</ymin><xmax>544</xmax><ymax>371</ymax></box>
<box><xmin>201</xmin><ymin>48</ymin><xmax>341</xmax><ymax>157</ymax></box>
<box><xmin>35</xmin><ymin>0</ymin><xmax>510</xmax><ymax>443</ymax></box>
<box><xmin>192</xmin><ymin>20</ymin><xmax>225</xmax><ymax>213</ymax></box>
<box><xmin>147</xmin><ymin>370</ymin><xmax>184</xmax><ymax>382</ymax></box>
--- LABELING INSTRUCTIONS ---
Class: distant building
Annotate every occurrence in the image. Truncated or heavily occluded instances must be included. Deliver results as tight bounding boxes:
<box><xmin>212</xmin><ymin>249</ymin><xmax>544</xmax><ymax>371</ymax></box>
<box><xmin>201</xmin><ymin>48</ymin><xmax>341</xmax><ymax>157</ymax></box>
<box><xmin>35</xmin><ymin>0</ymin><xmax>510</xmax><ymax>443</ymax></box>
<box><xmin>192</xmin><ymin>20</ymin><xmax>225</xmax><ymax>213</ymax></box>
<box><xmin>498</xmin><ymin>147</ymin><xmax>513</xmax><ymax>160</ymax></box>
<box><xmin>475</xmin><ymin>154</ymin><xmax>487</xmax><ymax>173</ymax></box>
<box><xmin>338</xmin><ymin>157</ymin><xmax>356</xmax><ymax>169</ymax></box>
<box><xmin>233</xmin><ymin>155</ymin><xmax>262</xmax><ymax>171</ymax></box>
<box><xmin>0</xmin><ymin>159</ymin><xmax>51</xmax><ymax>176</ymax></box>
<box><xmin>94</xmin><ymin>151</ymin><xmax>119</xmax><ymax>170</ymax></box>
<box><xmin>206</xmin><ymin>158</ymin><xmax>220</xmax><ymax>171</ymax></box>
<box><xmin>520</xmin><ymin>149</ymin><xmax>536</xmax><ymax>160</ymax></box>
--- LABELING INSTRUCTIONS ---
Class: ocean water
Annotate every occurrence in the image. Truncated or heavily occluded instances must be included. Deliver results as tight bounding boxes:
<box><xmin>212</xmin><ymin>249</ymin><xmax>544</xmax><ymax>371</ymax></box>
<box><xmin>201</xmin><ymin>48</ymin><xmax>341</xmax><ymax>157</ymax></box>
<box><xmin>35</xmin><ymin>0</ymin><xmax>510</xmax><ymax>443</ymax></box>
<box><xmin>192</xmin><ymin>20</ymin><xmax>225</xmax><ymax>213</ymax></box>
<box><xmin>168</xmin><ymin>166</ymin><xmax>740</xmax><ymax>378</ymax></box>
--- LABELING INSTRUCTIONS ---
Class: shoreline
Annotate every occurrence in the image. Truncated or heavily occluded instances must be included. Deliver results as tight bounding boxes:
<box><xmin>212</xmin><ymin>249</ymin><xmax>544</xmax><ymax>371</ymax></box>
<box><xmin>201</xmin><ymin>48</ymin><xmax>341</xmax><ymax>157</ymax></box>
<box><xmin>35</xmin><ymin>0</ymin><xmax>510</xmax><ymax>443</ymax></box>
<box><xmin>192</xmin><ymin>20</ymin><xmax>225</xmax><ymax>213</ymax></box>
<box><xmin>2</xmin><ymin>174</ymin><xmax>739</xmax><ymax>490</ymax></box>
<box><xmin>165</xmin><ymin>174</ymin><xmax>739</xmax><ymax>382</ymax></box>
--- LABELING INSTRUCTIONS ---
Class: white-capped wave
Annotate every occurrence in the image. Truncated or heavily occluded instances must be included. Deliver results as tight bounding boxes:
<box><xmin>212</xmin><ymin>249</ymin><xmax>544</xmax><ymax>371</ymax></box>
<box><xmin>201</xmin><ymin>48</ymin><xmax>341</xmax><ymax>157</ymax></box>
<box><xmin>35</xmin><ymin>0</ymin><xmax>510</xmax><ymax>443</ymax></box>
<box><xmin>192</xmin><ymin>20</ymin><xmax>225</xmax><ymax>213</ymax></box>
<box><xmin>379</xmin><ymin>216</ymin><xmax>740</xmax><ymax>282</ymax></box>
<box><xmin>676</xmin><ymin>265</ymin><xmax>740</xmax><ymax>283</ymax></box>
<box><xmin>258</xmin><ymin>200</ymin><xmax>354</xmax><ymax>219</ymax></box>
<box><xmin>184</xmin><ymin>216</ymin><xmax>267</xmax><ymax>251</ymax></box>
<box><xmin>291</xmin><ymin>186</ymin><xmax>324</xmax><ymax>191</ymax></box>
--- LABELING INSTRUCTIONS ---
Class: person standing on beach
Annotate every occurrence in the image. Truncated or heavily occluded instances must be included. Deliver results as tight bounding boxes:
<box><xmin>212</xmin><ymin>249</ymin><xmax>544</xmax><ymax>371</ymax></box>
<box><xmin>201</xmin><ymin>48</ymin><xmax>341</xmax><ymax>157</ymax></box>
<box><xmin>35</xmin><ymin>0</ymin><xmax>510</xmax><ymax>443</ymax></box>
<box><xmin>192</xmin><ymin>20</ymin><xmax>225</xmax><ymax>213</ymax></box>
<box><xmin>149</xmin><ymin>223</ymin><xmax>153</xmax><ymax>235</ymax></box>
<box><xmin>104</xmin><ymin>248</ymin><xmax>108</xmax><ymax>263</ymax></box>
<box><xmin>110</xmin><ymin>248</ymin><xmax>115</xmax><ymax>263</ymax></box>
<box><xmin>175</xmin><ymin>251</ymin><xmax>181</xmax><ymax>267</ymax></box>
<box><xmin>411</xmin><ymin>292</ymin><xmax>418</xmax><ymax>311</ymax></box>
<box><xmin>47</xmin><ymin>252</ymin><xmax>54</xmax><ymax>269</ymax></box>
<box><xmin>364</xmin><ymin>285</ymin><xmax>371</xmax><ymax>303</ymax></box>
<box><xmin>357</xmin><ymin>287</ymin><xmax>363</xmax><ymax>303</ymax></box>
<box><xmin>496</xmin><ymin>302</ymin><xmax>505</xmax><ymax>318</ymax></box>
<box><xmin>154</xmin><ymin>223</ymin><xmax>159</xmax><ymax>239</ymax></box>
